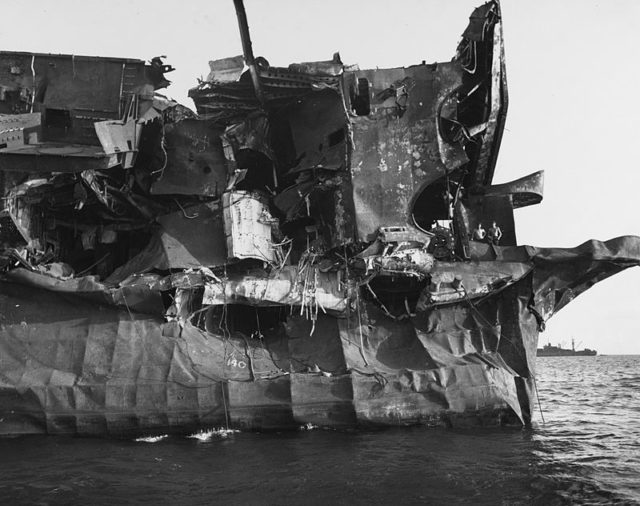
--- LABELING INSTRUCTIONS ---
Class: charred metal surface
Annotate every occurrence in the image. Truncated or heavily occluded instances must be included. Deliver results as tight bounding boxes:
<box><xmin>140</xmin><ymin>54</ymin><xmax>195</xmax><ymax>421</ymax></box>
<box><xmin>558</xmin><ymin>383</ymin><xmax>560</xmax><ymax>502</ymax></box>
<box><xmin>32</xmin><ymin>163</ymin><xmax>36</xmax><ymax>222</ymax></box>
<box><xmin>0</xmin><ymin>1</ymin><xmax>638</xmax><ymax>436</ymax></box>
<box><xmin>149</xmin><ymin>119</ymin><xmax>227</xmax><ymax>197</ymax></box>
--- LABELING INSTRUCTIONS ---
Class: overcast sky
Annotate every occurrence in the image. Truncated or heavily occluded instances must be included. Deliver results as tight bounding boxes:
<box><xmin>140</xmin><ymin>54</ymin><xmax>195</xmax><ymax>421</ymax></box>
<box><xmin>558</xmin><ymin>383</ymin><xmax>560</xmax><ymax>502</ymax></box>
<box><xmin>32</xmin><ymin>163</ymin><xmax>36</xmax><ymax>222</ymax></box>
<box><xmin>1</xmin><ymin>0</ymin><xmax>639</xmax><ymax>353</ymax></box>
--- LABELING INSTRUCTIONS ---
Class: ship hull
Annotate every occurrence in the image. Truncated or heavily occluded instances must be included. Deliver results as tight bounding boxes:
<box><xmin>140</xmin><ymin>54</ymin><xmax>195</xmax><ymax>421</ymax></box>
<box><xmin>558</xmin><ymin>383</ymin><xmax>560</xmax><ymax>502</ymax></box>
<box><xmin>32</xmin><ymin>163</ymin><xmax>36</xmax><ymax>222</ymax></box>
<box><xmin>0</xmin><ymin>278</ymin><xmax>533</xmax><ymax>437</ymax></box>
<box><xmin>537</xmin><ymin>351</ymin><xmax>597</xmax><ymax>357</ymax></box>
<box><xmin>1</xmin><ymin>236</ymin><xmax>638</xmax><ymax>437</ymax></box>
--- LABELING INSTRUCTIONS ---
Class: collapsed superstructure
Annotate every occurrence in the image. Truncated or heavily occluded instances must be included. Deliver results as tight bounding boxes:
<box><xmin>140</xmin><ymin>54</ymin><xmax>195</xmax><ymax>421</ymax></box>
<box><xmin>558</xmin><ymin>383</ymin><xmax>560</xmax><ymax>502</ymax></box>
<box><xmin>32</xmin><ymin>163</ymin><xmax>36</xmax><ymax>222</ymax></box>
<box><xmin>1</xmin><ymin>1</ymin><xmax>638</xmax><ymax>436</ymax></box>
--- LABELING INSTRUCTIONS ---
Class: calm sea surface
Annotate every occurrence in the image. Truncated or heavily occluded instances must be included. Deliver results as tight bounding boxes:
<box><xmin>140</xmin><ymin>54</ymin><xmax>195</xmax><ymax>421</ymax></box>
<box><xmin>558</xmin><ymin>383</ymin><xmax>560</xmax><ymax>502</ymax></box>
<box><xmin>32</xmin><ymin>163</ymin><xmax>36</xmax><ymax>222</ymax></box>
<box><xmin>0</xmin><ymin>355</ymin><xmax>638</xmax><ymax>505</ymax></box>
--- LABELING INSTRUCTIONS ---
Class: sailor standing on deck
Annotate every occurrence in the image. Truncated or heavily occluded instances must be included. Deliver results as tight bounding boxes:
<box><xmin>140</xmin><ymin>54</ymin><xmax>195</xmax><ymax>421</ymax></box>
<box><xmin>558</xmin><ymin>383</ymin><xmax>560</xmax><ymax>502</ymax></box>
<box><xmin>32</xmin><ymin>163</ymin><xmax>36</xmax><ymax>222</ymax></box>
<box><xmin>472</xmin><ymin>223</ymin><xmax>486</xmax><ymax>241</ymax></box>
<box><xmin>488</xmin><ymin>221</ymin><xmax>503</xmax><ymax>245</ymax></box>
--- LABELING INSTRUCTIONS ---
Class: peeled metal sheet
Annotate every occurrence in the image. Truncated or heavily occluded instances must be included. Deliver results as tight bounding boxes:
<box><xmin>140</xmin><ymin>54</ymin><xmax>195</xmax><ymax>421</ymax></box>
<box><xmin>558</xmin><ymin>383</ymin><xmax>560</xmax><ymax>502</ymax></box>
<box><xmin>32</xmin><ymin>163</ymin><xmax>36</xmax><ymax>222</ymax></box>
<box><xmin>202</xmin><ymin>266</ymin><xmax>346</xmax><ymax>312</ymax></box>
<box><xmin>222</xmin><ymin>191</ymin><xmax>276</xmax><ymax>263</ymax></box>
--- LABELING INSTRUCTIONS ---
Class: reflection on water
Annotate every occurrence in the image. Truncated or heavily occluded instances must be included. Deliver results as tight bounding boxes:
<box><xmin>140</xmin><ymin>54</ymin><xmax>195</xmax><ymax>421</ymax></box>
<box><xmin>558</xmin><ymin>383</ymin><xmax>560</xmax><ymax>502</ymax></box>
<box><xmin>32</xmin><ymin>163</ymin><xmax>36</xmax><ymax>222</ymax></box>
<box><xmin>533</xmin><ymin>355</ymin><xmax>640</xmax><ymax>504</ymax></box>
<box><xmin>0</xmin><ymin>356</ymin><xmax>638</xmax><ymax>505</ymax></box>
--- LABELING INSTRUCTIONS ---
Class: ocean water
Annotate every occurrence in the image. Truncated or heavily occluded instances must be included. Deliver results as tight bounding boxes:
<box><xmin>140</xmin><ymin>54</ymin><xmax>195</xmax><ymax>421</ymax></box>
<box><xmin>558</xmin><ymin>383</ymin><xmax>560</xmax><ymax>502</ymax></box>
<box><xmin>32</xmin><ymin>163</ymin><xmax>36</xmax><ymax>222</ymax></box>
<box><xmin>0</xmin><ymin>355</ymin><xmax>638</xmax><ymax>505</ymax></box>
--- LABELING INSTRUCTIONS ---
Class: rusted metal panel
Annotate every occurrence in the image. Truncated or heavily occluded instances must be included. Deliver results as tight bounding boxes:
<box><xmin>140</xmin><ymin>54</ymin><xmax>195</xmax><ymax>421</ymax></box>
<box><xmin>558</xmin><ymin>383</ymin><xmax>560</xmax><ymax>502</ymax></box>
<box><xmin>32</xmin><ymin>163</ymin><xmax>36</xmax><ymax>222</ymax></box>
<box><xmin>157</xmin><ymin>202</ymin><xmax>227</xmax><ymax>269</ymax></box>
<box><xmin>348</xmin><ymin>62</ymin><xmax>465</xmax><ymax>240</ymax></box>
<box><xmin>205</xmin><ymin>55</ymin><xmax>245</xmax><ymax>83</ymax></box>
<box><xmin>289</xmin><ymin>373</ymin><xmax>357</xmax><ymax>427</ymax></box>
<box><xmin>0</xmin><ymin>113</ymin><xmax>41</xmax><ymax>148</ymax></box>
<box><xmin>0</xmin><ymin>51</ymin><xmax>169</xmax><ymax>146</ymax></box>
<box><xmin>94</xmin><ymin>97</ymin><xmax>140</xmax><ymax>169</ymax></box>
<box><xmin>286</xmin><ymin>90</ymin><xmax>347</xmax><ymax>171</ymax></box>
<box><xmin>150</xmin><ymin>119</ymin><xmax>227</xmax><ymax>197</ymax></box>
<box><xmin>484</xmin><ymin>170</ymin><xmax>544</xmax><ymax>208</ymax></box>
<box><xmin>458</xmin><ymin>2</ymin><xmax>509</xmax><ymax>187</ymax></box>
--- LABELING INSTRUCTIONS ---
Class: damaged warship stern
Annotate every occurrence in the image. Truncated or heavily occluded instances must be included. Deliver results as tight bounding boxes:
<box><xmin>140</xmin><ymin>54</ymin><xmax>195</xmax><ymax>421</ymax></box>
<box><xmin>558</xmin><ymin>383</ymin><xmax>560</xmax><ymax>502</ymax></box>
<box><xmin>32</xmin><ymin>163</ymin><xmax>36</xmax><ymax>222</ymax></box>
<box><xmin>0</xmin><ymin>1</ymin><xmax>639</xmax><ymax>436</ymax></box>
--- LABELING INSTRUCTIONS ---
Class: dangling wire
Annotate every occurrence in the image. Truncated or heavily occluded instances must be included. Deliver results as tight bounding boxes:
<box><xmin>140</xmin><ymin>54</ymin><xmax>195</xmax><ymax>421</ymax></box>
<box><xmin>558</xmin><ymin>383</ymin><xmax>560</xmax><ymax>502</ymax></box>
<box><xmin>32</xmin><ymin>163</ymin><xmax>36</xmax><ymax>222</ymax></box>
<box><xmin>354</xmin><ymin>284</ymin><xmax>369</xmax><ymax>367</ymax></box>
<box><xmin>220</xmin><ymin>381</ymin><xmax>230</xmax><ymax>431</ymax></box>
<box><xmin>532</xmin><ymin>374</ymin><xmax>546</xmax><ymax>425</ymax></box>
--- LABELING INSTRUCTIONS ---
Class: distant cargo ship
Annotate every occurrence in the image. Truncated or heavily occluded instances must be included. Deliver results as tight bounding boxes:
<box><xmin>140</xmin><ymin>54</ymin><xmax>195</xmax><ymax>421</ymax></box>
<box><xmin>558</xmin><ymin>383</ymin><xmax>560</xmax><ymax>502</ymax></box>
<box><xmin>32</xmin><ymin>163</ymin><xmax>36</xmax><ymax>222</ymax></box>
<box><xmin>537</xmin><ymin>339</ymin><xmax>597</xmax><ymax>357</ymax></box>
